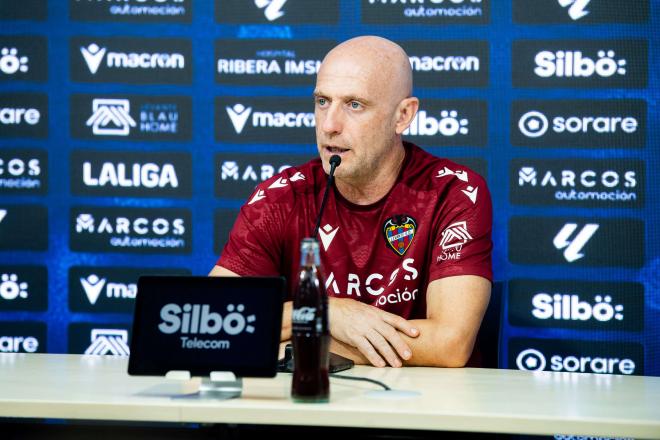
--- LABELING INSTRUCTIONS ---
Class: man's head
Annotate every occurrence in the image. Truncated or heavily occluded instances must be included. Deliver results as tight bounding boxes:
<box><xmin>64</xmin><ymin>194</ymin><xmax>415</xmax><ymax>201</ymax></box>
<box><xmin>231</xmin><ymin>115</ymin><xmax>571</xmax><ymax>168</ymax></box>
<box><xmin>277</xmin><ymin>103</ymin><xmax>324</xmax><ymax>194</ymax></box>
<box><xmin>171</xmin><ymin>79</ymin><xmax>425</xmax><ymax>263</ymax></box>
<box><xmin>313</xmin><ymin>36</ymin><xmax>419</xmax><ymax>183</ymax></box>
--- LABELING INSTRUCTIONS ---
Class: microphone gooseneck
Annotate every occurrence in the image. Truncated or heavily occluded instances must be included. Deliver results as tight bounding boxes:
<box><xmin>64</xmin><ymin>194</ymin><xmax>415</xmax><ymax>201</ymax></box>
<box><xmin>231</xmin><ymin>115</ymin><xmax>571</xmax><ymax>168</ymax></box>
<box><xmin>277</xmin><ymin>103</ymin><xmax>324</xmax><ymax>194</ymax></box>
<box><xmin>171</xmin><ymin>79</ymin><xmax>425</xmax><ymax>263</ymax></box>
<box><xmin>312</xmin><ymin>154</ymin><xmax>341</xmax><ymax>238</ymax></box>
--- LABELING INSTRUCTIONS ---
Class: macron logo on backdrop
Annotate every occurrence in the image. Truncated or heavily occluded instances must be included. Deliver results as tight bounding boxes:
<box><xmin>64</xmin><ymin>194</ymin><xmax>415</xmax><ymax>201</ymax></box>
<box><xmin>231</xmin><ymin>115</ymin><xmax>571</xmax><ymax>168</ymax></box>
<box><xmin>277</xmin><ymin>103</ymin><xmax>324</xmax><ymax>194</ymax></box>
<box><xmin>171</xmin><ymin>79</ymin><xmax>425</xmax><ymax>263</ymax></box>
<box><xmin>80</xmin><ymin>44</ymin><xmax>106</xmax><ymax>74</ymax></box>
<box><xmin>226</xmin><ymin>104</ymin><xmax>253</xmax><ymax>134</ymax></box>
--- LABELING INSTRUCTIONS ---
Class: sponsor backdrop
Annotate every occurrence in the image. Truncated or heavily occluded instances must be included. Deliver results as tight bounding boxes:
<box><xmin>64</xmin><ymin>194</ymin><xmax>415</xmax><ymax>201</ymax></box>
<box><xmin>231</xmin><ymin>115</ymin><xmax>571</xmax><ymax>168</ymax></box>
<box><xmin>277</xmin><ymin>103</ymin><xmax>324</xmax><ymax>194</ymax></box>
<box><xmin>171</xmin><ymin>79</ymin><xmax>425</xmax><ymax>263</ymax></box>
<box><xmin>0</xmin><ymin>0</ymin><xmax>658</xmax><ymax>379</ymax></box>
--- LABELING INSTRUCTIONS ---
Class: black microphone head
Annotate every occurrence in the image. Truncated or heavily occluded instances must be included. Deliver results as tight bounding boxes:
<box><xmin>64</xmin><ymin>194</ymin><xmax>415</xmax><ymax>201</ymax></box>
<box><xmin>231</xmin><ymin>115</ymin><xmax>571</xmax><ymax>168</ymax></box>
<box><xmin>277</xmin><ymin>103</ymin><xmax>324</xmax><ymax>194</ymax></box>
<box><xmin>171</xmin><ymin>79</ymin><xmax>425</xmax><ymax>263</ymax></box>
<box><xmin>329</xmin><ymin>154</ymin><xmax>342</xmax><ymax>168</ymax></box>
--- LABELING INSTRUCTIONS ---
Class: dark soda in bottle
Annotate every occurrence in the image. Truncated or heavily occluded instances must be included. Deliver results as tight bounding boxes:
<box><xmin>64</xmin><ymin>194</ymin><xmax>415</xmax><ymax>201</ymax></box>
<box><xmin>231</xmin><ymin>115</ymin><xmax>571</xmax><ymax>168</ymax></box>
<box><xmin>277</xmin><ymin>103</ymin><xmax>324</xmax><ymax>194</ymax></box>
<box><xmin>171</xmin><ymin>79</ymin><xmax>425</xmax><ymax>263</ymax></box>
<box><xmin>291</xmin><ymin>238</ymin><xmax>330</xmax><ymax>403</ymax></box>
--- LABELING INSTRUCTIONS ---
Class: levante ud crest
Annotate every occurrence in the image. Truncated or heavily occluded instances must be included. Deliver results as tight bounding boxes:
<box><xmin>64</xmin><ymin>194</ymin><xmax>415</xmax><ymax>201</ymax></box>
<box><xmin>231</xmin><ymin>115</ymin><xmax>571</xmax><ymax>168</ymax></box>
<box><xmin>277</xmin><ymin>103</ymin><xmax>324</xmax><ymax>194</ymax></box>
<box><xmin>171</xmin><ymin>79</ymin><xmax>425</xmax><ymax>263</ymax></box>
<box><xmin>383</xmin><ymin>215</ymin><xmax>417</xmax><ymax>256</ymax></box>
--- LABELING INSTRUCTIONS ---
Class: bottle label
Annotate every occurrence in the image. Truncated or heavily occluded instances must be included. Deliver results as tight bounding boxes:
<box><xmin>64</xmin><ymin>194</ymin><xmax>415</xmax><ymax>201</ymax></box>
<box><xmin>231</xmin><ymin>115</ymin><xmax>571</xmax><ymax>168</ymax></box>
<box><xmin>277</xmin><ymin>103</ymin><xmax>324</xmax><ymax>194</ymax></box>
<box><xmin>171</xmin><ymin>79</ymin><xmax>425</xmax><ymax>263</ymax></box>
<box><xmin>292</xmin><ymin>306</ymin><xmax>316</xmax><ymax>333</ymax></box>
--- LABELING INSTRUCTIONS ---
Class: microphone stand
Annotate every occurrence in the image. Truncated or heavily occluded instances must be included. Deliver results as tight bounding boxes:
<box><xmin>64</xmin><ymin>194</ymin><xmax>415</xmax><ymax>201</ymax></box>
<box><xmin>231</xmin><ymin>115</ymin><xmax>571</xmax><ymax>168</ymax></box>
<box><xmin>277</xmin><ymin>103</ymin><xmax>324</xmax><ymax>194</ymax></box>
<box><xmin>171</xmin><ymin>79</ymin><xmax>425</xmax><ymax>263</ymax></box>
<box><xmin>312</xmin><ymin>155</ymin><xmax>341</xmax><ymax>238</ymax></box>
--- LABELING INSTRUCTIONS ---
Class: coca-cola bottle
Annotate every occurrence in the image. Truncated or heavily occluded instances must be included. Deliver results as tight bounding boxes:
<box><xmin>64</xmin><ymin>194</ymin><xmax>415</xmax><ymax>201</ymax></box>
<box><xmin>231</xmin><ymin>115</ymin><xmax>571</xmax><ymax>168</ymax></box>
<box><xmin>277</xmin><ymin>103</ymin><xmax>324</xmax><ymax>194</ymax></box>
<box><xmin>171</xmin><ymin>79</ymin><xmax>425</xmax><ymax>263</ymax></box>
<box><xmin>291</xmin><ymin>238</ymin><xmax>330</xmax><ymax>403</ymax></box>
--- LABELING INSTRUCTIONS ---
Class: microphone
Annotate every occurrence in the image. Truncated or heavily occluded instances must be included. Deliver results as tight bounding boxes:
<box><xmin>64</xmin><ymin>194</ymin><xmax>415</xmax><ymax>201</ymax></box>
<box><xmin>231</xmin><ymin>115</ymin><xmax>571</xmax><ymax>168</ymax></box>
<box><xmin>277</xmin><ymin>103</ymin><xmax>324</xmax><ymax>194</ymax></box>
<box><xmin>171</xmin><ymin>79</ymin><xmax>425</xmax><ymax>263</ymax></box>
<box><xmin>312</xmin><ymin>155</ymin><xmax>341</xmax><ymax>238</ymax></box>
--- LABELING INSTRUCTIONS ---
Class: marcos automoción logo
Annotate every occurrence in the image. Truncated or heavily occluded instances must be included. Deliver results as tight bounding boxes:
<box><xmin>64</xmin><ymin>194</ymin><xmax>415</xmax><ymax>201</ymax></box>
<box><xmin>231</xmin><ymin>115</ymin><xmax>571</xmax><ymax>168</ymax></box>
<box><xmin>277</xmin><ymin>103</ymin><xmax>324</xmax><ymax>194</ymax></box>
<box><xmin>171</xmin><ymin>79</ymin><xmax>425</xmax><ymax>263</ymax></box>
<box><xmin>70</xmin><ymin>206</ymin><xmax>192</xmax><ymax>254</ymax></box>
<box><xmin>510</xmin><ymin>158</ymin><xmax>645</xmax><ymax>208</ymax></box>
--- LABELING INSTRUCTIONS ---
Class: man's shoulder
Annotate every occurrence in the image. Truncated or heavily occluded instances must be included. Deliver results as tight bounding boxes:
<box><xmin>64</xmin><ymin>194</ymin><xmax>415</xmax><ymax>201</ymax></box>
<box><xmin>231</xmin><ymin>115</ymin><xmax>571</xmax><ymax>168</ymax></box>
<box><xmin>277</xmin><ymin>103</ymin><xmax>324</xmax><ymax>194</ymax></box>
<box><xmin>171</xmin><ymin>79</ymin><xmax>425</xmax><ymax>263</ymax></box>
<box><xmin>402</xmin><ymin>142</ymin><xmax>487</xmax><ymax>193</ymax></box>
<box><xmin>244</xmin><ymin>158</ymin><xmax>322</xmax><ymax>207</ymax></box>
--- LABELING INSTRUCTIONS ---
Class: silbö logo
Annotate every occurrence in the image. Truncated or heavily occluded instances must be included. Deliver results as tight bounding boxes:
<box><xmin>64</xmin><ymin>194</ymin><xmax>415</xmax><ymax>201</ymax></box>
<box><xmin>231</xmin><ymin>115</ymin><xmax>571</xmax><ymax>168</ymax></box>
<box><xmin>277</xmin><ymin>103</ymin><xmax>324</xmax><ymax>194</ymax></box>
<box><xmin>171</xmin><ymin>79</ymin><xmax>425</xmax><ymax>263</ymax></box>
<box><xmin>158</xmin><ymin>303</ymin><xmax>256</xmax><ymax>350</ymax></box>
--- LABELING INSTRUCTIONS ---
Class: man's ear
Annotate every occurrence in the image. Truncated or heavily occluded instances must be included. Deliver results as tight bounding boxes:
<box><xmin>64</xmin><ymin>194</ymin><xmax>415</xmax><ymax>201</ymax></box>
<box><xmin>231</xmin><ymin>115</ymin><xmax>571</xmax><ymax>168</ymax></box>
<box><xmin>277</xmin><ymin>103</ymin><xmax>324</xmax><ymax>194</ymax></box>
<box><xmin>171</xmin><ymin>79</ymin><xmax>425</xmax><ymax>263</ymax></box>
<box><xmin>394</xmin><ymin>97</ymin><xmax>419</xmax><ymax>135</ymax></box>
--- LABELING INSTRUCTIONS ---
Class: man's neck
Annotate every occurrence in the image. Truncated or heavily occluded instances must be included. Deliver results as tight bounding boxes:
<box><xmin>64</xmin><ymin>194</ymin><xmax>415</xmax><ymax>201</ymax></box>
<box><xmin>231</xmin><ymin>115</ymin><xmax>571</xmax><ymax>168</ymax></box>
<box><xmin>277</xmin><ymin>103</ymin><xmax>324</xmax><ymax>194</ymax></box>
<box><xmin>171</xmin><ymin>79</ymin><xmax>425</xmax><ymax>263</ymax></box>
<box><xmin>335</xmin><ymin>143</ymin><xmax>406</xmax><ymax>206</ymax></box>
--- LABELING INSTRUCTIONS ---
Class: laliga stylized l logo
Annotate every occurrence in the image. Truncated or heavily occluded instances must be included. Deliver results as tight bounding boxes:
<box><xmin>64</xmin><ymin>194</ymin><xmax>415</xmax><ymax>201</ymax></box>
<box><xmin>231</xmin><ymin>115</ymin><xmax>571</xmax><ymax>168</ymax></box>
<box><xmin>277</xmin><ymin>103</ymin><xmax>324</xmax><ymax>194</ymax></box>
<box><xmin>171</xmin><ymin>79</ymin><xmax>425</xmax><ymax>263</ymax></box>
<box><xmin>553</xmin><ymin>223</ymin><xmax>599</xmax><ymax>263</ymax></box>
<box><xmin>558</xmin><ymin>0</ymin><xmax>590</xmax><ymax>21</ymax></box>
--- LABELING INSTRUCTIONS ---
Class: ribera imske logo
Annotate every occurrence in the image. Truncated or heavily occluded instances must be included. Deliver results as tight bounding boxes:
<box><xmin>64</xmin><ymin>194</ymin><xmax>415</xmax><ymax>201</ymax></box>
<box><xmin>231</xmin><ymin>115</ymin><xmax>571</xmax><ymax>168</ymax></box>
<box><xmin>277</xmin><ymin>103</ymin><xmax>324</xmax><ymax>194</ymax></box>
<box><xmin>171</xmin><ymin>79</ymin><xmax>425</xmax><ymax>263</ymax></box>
<box><xmin>513</xmin><ymin>0</ymin><xmax>649</xmax><ymax>24</ymax></box>
<box><xmin>0</xmin><ymin>36</ymin><xmax>47</xmax><ymax>82</ymax></box>
<box><xmin>511</xmin><ymin>99</ymin><xmax>646</xmax><ymax>148</ymax></box>
<box><xmin>361</xmin><ymin>0</ymin><xmax>489</xmax><ymax>25</ymax></box>
<box><xmin>510</xmin><ymin>158</ymin><xmax>645</xmax><ymax>208</ymax></box>
<box><xmin>71</xmin><ymin>36</ymin><xmax>192</xmax><ymax>84</ymax></box>
<box><xmin>71</xmin><ymin>150</ymin><xmax>192</xmax><ymax>198</ymax></box>
<box><xmin>216</xmin><ymin>39</ymin><xmax>335</xmax><ymax>86</ymax></box>
<box><xmin>0</xmin><ymin>93</ymin><xmax>48</xmax><ymax>139</ymax></box>
<box><xmin>215</xmin><ymin>0</ymin><xmax>338</xmax><ymax>24</ymax></box>
<box><xmin>508</xmin><ymin>216</ymin><xmax>644</xmax><ymax>268</ymax></box>
<box><xmin>512</xmin><ymin>39</ymin><xmax>648</xmax><ymax>88</ymax></box>
<box><xmin>0</xmin><ymin>148</ymin><xmax>47</xmax><ymax>195</ymax></box>
<box><xmin>508</xmin><ymin>279</ymin><xmax>643</xmax><ymax>332</ymax></box>
<box><xmin>70</xmin><ymin>206</ymin><xmax>191</xmax><ymax>254</ymax></box>
<box><xmin>69</xmin><ymin>0</ymin><xmax>192</xmax><ymax>24</ymax></box>
<box><xmin>70</xmin><ymin>94</ymin><xmax>192</xmax><ymax>141</ymax></box>
<box><xmin>69</xmin><ymin>266</ymin><xmax>190</xmax><ymax>313</ymax></box>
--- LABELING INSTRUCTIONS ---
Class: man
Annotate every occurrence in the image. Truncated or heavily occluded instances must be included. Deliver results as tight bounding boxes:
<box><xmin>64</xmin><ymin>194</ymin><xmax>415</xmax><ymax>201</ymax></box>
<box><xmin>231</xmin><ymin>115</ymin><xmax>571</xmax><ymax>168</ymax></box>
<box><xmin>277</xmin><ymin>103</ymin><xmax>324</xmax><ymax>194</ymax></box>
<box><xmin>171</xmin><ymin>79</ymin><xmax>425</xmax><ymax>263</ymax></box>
<box><xmin>210</xmin><ymin>36</ymin><xmax>492</xmax><ymax>368</ymax></box>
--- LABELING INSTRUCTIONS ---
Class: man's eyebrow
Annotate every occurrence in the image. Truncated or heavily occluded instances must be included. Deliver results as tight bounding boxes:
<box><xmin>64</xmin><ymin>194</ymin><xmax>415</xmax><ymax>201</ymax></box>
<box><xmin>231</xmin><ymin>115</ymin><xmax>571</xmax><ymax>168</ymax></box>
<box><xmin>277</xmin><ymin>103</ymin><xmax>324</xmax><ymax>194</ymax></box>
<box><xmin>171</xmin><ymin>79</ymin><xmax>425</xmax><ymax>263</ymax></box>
<box><xmin>312</xmin><ymin>91</ymin><xmax>372</xmax><ymax>105</ymax></box>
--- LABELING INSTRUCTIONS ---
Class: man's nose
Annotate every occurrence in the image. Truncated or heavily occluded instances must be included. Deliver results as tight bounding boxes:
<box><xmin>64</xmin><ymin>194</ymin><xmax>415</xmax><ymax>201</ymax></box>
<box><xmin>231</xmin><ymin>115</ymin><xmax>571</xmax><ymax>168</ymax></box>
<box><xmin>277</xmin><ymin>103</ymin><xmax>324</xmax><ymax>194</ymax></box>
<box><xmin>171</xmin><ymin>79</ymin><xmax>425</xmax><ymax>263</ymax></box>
<box><xmin>321</xmin><ymin>103</ymin><xmax>343</xmax><ymax>135</ymax></box>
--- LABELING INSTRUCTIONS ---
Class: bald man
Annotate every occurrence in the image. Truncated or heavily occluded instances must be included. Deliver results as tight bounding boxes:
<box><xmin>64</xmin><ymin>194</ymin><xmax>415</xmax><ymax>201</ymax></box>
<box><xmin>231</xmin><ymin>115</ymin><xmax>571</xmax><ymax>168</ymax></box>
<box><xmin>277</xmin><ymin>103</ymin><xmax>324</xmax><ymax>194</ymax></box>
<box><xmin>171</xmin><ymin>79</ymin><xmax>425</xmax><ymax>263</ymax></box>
<box><xmin>211</xmin><ymin>36</ymin><xmax>492</xmax><ymax>368</ymax></box>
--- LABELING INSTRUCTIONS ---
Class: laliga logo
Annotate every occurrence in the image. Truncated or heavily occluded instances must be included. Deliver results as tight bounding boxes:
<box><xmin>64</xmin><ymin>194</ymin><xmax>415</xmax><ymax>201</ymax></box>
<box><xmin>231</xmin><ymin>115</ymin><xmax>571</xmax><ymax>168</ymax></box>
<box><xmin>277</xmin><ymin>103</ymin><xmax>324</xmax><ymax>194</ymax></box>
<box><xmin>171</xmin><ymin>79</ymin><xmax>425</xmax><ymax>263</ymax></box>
<box><xmin>159</xmin><ymin>303</ymin><xmax>256</xmax><ymax>335</ymax></box>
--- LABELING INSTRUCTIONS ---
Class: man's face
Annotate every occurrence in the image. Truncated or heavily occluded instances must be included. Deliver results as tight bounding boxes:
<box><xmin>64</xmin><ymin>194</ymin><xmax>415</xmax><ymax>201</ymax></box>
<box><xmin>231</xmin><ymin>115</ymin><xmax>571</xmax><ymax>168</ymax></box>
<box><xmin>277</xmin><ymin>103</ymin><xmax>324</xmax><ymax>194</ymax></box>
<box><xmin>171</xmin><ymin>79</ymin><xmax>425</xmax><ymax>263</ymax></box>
<box><xmin>313</xmin><ymin>54</ymin><xmax>400</xmax><ymax>182</ymax></box>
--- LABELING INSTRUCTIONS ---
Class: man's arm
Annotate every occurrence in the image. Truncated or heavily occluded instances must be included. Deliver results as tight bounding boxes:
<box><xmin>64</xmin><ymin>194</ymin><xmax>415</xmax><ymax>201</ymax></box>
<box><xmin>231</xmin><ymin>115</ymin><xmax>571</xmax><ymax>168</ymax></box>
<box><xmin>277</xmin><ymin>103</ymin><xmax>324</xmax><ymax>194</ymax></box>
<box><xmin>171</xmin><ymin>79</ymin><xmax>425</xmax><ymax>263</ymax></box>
<box><xmin>209</xmin><ymin>265</ymin><xmax>293</xmax><ymax>343</ymax></box>
<box><xmin>403</xmin><ymin>275</ymin><xmax>490</xmax><ymax>367</ymax></box>
<box><xmin>327</xmin><ymin>275</ymin><xmax>490</xmax><ymax>368</ymax></box>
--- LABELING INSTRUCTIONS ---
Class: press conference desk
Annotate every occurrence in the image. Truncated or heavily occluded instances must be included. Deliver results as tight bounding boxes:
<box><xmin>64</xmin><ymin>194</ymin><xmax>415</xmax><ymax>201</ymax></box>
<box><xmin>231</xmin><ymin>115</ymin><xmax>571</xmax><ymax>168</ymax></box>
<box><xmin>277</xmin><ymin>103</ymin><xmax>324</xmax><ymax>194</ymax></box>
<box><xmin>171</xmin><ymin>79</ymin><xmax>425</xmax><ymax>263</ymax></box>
<box><xmin>0</xmin><ymin>354</ymin><xmax>658</xmax><ymax>439</ymax></box>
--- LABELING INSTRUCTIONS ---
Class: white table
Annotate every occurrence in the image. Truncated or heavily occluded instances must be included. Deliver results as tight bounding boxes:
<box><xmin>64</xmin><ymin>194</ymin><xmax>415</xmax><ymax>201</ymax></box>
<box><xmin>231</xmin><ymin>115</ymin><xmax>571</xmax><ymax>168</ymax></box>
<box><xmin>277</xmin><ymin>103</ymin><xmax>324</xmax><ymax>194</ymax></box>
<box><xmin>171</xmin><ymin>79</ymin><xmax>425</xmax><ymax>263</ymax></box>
<box><xmin>0</xmin><ymin>353</ymin><xmax>658</xmax><ymax>438</ymax></box>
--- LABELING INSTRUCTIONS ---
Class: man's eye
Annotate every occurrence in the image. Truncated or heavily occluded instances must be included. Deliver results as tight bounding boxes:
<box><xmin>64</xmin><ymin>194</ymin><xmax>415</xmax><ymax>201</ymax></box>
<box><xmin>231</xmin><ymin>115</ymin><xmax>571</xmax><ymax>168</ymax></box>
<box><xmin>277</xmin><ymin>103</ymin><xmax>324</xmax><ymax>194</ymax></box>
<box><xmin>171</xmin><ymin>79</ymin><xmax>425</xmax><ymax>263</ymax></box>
<box><xmin>350</xmin><ymin>101</ymin><xmax>361</xmax><ymax>109</ymax></box>
<box><xmin>317</xmin><ymin>97</ymin><xmax>327</xmax><ymax>106</ymax></box>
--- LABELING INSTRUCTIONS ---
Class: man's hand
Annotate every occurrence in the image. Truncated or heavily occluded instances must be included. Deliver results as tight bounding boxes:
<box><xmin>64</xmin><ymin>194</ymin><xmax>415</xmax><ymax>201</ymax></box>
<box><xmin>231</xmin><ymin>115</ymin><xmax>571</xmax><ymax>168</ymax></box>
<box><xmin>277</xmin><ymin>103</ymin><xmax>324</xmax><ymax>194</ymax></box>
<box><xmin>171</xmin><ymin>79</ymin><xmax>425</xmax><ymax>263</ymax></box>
<box><xmin>328</xmin><ymin>297</ymin><xmax>419</xmax><ymax>367</ymax></box>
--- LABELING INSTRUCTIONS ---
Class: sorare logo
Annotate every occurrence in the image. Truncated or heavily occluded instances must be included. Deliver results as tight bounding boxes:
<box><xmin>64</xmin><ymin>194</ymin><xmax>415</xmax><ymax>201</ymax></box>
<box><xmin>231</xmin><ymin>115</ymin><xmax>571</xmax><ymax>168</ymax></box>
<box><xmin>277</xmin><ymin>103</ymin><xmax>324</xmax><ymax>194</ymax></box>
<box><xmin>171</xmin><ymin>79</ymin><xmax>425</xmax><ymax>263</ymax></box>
<box><xmin>71</xmin><ymin>36</ymin><xmax>192</xmax><ymax>84</ymax></box>
<box><xmin>69</xmin><ymin>0</ymin><xmax>192</xmax><ymax>24</ymax></box>
<box><xmin>509</xmin><ymin>338</ymin><xmax>644</xmax><ymax>376</ymax></box>
<box><xmin>70</xmin><ymin>94</ymin><xmax>192</xmax><ymax>142</ymax></box>
<box><xmin>71</xmin><ymin>150</ymin><xmax>192</xmax><ymax>198</ymax></box>
<box><xmin>0</xmin><ymin>265</ymin><xmax>48</xmax><ymax>312</ymax></box>
<box><xmin>513</xmin><ymin>0</ymin><xmax>649</xmax><ymax>24</ymax></box>
<box><xmin>69</xmin><ymin>266</ymin><xmax>190</xmax><ymax>313</ymax></box>
<box><xmin>215</xmin><ymin>0</ymin><xmax>339</xmax><ymax>24</ymax></box>
<box><xmin>510</xmin><ymin>158</ymin><xmax>645</xmax><ymax>208</ymax></box>
<box><xmin>216</xmin><ymin>39</ymin><xmax>335</xmax><ymax>86</ymax></box>
<box><xmin>0</xmin><ymin>205</ymin><xmax>48</xmax><ymax>251</ymax></box>
<box><xmin>512</xmin><ymin>40</ymin><xmax>648</xmax><ymax>88</ymax></box>
<box><xmin>0</xmin><ymin>322</ymin><xmax>46</xmax><ymax>354</ymax></box>
<box><xmin>508</xmin><ymin>279</ymin><xmax>644</xmax><ymax>332</ymax></box>
<box><xmin>70</xmin><ymin>206</ymin><xmax>192</xmax><ymax>254</ymax></box>
<box><xmin>0</xmin><ymin>93</ymin><xmax>48</xmax><ymax>139</ymax></box>
<box><xmin>403</xmin><ymin>100</ymin><xmax>487</xmax><ymax>147</ymax></box>
<box><xmin>215</xmin><ymin>153</ymin><xmax>313</xmax><ymax>200</ymax></box>
<box><xmin>511</xmin><ymin>99</ymin><xmax>646</xmax><ymax>148</ymax></box>
<box><xmin>0</xmin><ymin>149</ymin><xmax>47</xmax><ymax>195</ymax></box>
<box><xmin>361</xmin><ymin>0</ymin><xmax>489</xmax><ymax>25</ymax></box>
<box><xmin>0</xmin><ymin>36</ymin><xmax>47</xmax><ymax>82</ymax></box>
<box><xmin>400</xmin><ymin>40</ymin><xmax>489</xmax><ymax>88</ymax></box>
<box><xmin>508</xmin><ymin>216</ymin><xmax>644</xmax><ymax>268</ymax></box>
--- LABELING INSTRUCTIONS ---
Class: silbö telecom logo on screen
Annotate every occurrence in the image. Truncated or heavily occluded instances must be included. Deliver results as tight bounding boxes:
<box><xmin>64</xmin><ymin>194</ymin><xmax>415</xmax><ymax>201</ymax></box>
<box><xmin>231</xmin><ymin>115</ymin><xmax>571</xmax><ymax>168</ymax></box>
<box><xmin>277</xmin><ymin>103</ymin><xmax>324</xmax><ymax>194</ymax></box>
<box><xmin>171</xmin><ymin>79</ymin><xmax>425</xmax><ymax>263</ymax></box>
<box><xmin>158</xmin><ymin>302</ymin><xmax>256</xmax><ymax>350</ymax></box>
